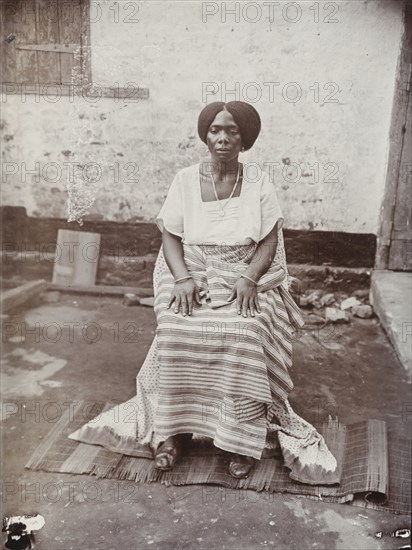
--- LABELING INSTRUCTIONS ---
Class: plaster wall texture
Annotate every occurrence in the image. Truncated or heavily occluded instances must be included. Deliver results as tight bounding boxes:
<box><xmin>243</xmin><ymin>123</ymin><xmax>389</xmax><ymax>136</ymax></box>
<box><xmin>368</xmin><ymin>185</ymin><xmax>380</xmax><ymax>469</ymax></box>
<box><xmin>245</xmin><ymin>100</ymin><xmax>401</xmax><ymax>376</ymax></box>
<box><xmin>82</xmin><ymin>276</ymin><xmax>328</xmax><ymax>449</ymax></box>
<box><xmin>1</xmin><ymin>0</ymin><xmax>404</xmax><ymax>233</ymax></box>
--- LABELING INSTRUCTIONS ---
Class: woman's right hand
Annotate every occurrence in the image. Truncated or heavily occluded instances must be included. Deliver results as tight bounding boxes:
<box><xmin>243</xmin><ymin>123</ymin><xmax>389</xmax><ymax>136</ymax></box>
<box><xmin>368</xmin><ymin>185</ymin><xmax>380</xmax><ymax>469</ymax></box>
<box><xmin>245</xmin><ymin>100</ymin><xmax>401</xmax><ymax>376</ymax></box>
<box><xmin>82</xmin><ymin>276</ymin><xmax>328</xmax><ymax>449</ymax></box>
<box><xmin>167</xmin><ymin>278</ymin><xmax>202</xmax><ymax>316</ymax></box>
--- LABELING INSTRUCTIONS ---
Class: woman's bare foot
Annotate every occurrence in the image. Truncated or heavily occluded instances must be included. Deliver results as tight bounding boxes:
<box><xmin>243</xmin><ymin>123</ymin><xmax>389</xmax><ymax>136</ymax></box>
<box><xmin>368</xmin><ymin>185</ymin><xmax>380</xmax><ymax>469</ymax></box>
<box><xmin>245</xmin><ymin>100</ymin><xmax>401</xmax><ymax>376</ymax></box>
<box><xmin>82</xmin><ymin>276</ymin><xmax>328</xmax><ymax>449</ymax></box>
<box><xmin>154</xmin><ymin>433</ymin><xmax>192</xmax><ymax>471</ymax></box>
<box><xmin>228</xmin><ymin>453</ymin><xmax>256</xmax><ymax>479</ymax></box>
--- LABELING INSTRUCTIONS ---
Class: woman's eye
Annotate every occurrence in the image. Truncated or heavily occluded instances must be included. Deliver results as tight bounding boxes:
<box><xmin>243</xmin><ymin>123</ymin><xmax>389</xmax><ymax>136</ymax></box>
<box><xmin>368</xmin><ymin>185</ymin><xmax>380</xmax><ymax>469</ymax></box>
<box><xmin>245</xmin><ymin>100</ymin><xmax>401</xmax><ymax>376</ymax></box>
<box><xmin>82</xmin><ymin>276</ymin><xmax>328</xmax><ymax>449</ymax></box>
<box><xmin>209</xmin><ymin>128</ymin><xmax>239</xmax><ymax>136</ymax></box>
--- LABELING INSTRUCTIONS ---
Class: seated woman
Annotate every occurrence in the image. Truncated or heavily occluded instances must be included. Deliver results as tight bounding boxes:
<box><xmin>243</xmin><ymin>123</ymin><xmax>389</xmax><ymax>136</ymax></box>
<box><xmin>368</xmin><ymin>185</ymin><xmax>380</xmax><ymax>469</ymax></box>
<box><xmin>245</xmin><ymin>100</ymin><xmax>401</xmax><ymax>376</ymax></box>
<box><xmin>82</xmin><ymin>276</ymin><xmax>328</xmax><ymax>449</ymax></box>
<box><xmin>69</xmin><ymin>101</ymin><xmax>338</xmax><ymax>483</ymax></box>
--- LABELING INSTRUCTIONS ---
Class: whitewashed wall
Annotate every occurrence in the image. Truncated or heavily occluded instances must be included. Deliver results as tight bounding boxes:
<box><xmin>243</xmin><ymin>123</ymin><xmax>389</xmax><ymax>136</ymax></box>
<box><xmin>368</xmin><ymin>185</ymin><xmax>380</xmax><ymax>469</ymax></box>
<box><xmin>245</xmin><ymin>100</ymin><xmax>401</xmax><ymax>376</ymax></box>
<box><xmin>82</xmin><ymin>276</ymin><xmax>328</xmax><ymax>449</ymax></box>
<box><xmin>2</xmin><ymin>0</ymin><xmax>404</xmax><ymax>233</ymax></box>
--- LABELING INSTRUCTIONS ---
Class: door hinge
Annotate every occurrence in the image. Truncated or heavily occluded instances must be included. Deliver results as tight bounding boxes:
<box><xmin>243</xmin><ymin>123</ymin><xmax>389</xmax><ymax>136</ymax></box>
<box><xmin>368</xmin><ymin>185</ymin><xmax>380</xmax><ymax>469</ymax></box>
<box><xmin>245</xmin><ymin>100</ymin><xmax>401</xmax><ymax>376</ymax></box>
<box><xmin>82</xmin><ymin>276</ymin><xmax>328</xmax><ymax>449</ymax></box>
<box><xmin>16</xmin><ymin>44</ymin><xmax>78</xmax><ymax>54</ymax></box>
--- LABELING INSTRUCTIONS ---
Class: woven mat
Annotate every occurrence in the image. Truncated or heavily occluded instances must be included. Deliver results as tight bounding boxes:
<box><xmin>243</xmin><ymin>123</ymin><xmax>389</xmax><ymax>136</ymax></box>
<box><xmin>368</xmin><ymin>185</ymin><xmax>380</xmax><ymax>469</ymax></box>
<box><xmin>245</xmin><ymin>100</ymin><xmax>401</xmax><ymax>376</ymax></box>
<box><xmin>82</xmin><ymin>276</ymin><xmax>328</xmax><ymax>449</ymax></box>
<box><xmin>25</xmin><ymin>401</ymin><xmax>411</xmax><ymax>515</ymax></box>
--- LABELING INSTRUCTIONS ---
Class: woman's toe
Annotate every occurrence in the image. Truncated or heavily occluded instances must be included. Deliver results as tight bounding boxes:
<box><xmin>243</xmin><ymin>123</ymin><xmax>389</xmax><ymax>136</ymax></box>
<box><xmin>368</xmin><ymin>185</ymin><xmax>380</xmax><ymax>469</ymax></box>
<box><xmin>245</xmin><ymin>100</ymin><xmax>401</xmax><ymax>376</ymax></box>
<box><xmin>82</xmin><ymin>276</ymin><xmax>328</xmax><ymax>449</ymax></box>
<box><xmin>155</xmin><ymin>453</ymin><xmax>172</xmax><ymax>470</ymax></box>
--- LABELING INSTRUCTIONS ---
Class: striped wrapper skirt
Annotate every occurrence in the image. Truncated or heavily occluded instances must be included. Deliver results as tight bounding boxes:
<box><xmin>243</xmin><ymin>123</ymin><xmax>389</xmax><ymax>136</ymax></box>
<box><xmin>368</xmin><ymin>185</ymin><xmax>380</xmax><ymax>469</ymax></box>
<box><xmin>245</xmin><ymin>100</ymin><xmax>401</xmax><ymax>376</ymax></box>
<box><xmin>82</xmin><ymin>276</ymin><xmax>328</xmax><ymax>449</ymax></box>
<box><xmin>69</xmin><ymin>243</ymin><xmax>339</xmax><ymax>485</ymax></box>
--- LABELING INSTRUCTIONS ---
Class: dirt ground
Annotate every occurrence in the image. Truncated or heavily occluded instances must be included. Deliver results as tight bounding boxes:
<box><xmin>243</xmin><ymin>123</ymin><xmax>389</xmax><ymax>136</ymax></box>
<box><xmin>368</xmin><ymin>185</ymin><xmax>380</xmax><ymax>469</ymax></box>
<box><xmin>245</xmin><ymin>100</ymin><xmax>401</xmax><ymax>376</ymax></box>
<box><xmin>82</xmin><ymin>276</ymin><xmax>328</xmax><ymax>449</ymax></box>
<box><xmin>1</xmin><ymin>293</ymin><xmax>411</xmax><ymax>550</ymax></box>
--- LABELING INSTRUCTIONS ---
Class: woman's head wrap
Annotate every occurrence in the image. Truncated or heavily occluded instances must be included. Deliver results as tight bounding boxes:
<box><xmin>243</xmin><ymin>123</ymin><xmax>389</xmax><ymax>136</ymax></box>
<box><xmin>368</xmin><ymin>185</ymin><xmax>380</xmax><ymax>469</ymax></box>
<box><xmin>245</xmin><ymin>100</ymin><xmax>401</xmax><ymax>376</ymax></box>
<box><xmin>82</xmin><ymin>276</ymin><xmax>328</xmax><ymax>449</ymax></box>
<box><xmin>197</xmin><ymin>101</ymin><xmax>261</xmax><ymax>151</ymax></box>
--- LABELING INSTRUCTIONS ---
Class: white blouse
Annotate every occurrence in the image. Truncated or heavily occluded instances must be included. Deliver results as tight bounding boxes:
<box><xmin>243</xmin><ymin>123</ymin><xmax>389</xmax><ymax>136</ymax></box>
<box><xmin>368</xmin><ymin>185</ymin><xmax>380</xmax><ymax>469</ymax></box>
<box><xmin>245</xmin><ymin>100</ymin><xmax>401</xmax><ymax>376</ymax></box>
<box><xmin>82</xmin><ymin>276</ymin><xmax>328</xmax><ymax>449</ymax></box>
<box><xmin>155</xmin><ymin>163</ymin><xmax>284</xmax><ymax>245</ymax></box>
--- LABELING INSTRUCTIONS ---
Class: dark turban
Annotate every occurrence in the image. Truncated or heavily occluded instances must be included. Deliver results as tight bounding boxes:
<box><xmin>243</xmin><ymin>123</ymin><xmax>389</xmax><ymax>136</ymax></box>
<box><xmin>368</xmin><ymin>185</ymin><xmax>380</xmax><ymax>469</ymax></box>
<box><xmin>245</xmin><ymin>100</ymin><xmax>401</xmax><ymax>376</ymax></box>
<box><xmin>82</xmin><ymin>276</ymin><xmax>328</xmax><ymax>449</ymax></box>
<box><xmin>197</xmin><ymin>101</ymin><xmax>261</xmax><ymax>151</ymax></box>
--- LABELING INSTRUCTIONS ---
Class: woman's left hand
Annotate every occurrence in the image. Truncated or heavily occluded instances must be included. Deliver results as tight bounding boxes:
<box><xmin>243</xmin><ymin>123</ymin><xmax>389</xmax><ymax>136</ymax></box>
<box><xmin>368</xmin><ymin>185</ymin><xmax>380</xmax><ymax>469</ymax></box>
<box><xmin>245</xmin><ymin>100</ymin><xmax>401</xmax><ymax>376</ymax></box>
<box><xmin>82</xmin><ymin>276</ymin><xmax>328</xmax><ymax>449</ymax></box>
<box><xmin>227</xmin><ymin>278</ymin><xmax>261</xmax><ymax>317</ymax></box>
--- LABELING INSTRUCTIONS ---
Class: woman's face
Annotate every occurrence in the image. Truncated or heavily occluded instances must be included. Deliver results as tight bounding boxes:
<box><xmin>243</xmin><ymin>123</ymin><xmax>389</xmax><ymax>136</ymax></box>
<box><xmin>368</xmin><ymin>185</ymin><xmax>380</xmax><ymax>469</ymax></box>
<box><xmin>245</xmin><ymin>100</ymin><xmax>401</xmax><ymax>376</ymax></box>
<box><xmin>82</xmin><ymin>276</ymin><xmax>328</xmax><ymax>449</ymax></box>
<box><xmin>206</xmin><ymin>110</ymin><xmax>242</xmax><ymax>163</ymax></box>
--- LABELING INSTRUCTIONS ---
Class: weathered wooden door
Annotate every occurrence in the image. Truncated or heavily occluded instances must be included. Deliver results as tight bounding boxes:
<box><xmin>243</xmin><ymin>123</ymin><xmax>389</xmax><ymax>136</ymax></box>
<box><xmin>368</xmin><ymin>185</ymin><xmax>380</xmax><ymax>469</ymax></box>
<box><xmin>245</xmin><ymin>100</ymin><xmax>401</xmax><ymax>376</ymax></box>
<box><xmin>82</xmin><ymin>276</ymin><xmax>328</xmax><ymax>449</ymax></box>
<box><xmin>377</xmin><ymin>4</ymin><xmax>412</xmax><ymax>271</ymax></box>
<box><xmin>1</xmin><ymin>0</ymin><xmax>90</xmax><ymax>85</ymax></box>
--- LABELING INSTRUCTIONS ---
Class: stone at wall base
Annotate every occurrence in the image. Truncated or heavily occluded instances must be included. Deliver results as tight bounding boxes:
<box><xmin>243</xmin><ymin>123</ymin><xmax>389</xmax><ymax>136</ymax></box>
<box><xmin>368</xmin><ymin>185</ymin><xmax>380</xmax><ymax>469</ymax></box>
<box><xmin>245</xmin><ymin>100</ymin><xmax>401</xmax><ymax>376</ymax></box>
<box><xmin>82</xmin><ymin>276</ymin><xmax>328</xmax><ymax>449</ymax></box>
<box><xmin>325</xmin><ymin>307</ymin><xmax>351</xmax><ymax>323</ymax></box>
<box><xmin>352</xmin><ymin>304</ymin><xmax>374</xmax><ymax>318</ymax></box>
<box><xmin>123</xmin><ymin>293</ymin><xmax>141</xmax><ymax>307</ymax></box>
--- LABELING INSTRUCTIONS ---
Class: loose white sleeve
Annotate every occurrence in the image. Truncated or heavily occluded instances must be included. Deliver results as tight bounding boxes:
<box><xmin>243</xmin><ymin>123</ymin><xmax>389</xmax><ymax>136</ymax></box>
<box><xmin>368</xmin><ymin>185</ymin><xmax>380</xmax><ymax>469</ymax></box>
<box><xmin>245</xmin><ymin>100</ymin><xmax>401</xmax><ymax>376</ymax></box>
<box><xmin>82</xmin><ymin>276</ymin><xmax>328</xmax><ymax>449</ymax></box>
<box><xmin>155</xmin><ymin>173</ymin><xmax>184</xmax><ymax>239</ymax></box>
<box><xmin>259</xmin><ymin>173</ymin><xmax>284</xmax><ymax>241</ymax></box>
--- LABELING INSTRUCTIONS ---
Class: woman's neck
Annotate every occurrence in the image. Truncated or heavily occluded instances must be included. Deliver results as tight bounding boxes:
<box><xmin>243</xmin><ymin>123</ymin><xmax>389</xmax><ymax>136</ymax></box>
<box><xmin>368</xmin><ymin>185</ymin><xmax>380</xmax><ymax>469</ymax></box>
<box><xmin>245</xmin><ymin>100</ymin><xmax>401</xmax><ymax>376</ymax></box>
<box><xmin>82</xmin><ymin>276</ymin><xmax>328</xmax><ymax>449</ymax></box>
<box><xmin>207</xmin><ymin>157</ymin><xmax>240</xmax><ymax>180</ymax></box>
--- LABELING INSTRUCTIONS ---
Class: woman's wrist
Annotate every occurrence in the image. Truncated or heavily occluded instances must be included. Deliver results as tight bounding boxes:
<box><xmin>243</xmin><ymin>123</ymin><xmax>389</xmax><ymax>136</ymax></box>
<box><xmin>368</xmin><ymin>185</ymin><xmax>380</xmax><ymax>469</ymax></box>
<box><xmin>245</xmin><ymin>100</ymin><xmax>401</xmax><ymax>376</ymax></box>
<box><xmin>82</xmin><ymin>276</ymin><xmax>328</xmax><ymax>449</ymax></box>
<box><xmin>240</xmin><ymin>273</ymin><xmax>258</xmax><ymax>286</ymax></box>
<box><xmin>174</xmin><ymin>275</ymin><xmax>192</xmax><ymax>284</ymax></box>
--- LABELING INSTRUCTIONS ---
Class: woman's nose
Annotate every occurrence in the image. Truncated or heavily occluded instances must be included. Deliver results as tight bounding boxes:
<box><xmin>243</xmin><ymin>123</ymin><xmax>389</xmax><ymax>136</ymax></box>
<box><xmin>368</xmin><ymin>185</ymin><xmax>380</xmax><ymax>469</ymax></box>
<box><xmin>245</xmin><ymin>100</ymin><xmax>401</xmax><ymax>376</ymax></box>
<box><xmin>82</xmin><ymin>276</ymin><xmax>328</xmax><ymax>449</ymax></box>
<box><xmin>218</xmin><ymin>131</ymin><xmax>229</xmax><ymax>143</ymax></box>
